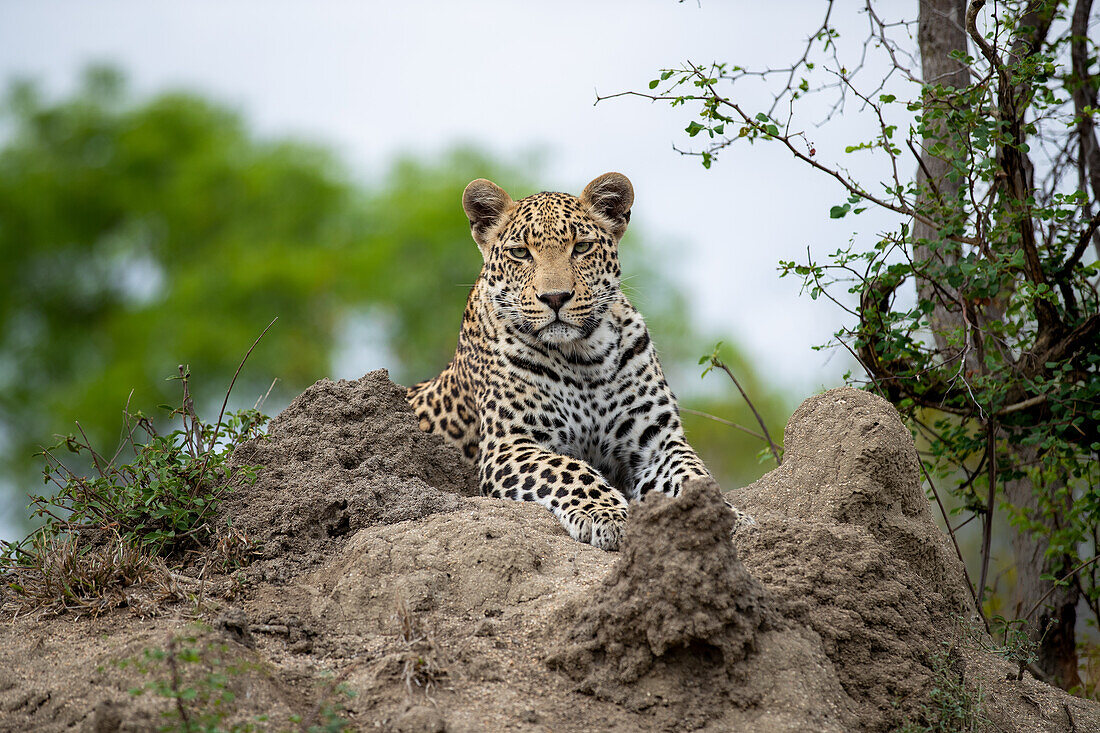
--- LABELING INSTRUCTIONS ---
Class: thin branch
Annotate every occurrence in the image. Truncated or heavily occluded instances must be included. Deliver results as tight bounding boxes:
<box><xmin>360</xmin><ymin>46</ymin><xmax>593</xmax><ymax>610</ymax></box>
<box><xmin>177</xmin><ymin>364</ymin><xmax>200</xmax><ymax>458</ymax></box>
<box><xmin>966</xmin><ymin>1</ymin><xmax>1005</xmax><ymax>76</ymax></box>
<box><xmin>1056</xmin><ymin>208</ymin><xmax>1100</xmax><ymax>279</ymax></box>
<box><xmin>107</xmin><ymin>389</ymin><xmax>139</xmax><ymax>469</ymax></box>
<box><xmin>597</xmin><ymin>75</ymin><xmax>980</xmax><ymax>245</ymax></box>
<box><xmin>918</xmin><ymin>458</ymin><xmax>986</xmax><ymax>622</ymax></box>
<box><xmin>864</xmin><ymin>0</ymin><xmax>921</xmax><ymax>83</ymax></box>
<box><xmin>708</xmin><ymin>358</ymin><xmax>782</xmax><ymax>465</ymax></box>
<box><xmin>908</xmin><ymin>138</ymin><xmax>945</xmax><ymax>207</ymax></box>
<box><xmin>73</xmin><ymin>421</ymin><xmax>105</xmax><ymax>479</ymax></box>
<box><xmin>1023</xmin><ymin>554</ymin><xmax>1100</xmax><ymax>622</ymax></box>
<box><xmin>679</xmin><ymin>407</ymin><xmax>768</xmax><ymax>441</ymax></box>
<box><xmin>197</xmin><ymin>317</ymin><xmax>277</xmax><ymax>483</ymax></box>
<box><xmin>996</xmin><ymin>394</ymin><xmax>1047</xmax><ymax>416</ymax></box>
<box><xmin>950</xmin><ymin>513</ymin><xmax>979</xmax><ymax>533</ymax></box>
<box><xmin>765</xmin><ymin>0</ymin><xmax>835</xmax><ymax>119</ymax></box>
<box><xmin>254</xmin><ymin>378</ymin><xmax>279</xmax><ymax>412</ymax></box>
<box><xmin>977</xmin><ymin>423</ymin><xmax>997</xmax><ymax>606</ymax></box>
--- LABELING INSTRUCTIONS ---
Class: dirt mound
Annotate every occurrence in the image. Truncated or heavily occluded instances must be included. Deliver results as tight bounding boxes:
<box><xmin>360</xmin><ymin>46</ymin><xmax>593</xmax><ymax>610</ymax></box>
<box><xmin>218</xmin><ymin>369</ymin><xmax>476</xmax><ymax>581</ymax></box>
<box><xmin>3</xmin><ymin>378</ymin><xmax>1099</xmax><ymax>732</ymax></box>
<box><xmin>547</xmin><ymin>479</ymin><xmax>767</xmax><ymax>725</ymax></box>
<box><xmin>730</xmin><ymin>386</ymin><xmax>974</xmax><ymax>616</ymax></box>
<box><xmin>722</xmin><ymin>387</ymin><xmax>984</xmax><ymax>730</ymax></box>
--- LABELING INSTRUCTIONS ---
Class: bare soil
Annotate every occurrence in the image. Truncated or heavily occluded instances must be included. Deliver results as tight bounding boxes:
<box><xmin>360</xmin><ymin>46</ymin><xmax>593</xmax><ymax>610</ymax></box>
<box><xmin>2</xmin><ymin>372</ymin><xmax>1097</xmax><ymax>732</ymax></box>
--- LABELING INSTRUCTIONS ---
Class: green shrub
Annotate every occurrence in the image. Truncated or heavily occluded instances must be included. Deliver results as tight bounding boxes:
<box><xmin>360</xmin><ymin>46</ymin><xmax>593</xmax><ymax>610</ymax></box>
<box><xmin>2</xmin><ymin>365</ymin><xmax>267</xmax><ymax>615</ymax></box>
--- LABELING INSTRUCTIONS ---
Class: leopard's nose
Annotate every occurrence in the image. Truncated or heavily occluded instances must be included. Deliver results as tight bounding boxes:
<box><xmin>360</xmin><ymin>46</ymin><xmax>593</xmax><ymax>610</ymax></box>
<box><xmin>538</xmin><ymin>291</ymin><xmax>574</xmax><ymax>312</ymax></box>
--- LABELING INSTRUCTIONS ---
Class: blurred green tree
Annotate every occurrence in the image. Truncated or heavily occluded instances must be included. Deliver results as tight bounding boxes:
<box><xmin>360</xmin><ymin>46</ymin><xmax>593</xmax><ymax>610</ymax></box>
<box><xmin>0</xmin><ymin>67</ymin><xmax>787</xmax><ymax>532</ymax></box>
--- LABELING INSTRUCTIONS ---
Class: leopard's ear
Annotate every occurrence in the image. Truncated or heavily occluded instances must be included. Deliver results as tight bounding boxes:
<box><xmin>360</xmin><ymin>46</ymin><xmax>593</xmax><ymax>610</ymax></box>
<box><xmin>581</xmin><ymin>172</ymin><xmax>634</xmax><ymax>239</ymax></box>
<box><xmin>463</xmin><ymin>178</ymin><xmax>514</xmax><ymax>257</ymax></box>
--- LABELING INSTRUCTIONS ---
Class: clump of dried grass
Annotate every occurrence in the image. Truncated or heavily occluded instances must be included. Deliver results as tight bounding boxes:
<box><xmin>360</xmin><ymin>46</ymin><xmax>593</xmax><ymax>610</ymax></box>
<box><xmin>394</xmin><ymin>596</ymin><xmax>447</xmax><ymax>695</ymax></box>
<box><xmin>2</xmin><ymin>531</ymin><xmax>166</xmax><ymax>617</ymax></box>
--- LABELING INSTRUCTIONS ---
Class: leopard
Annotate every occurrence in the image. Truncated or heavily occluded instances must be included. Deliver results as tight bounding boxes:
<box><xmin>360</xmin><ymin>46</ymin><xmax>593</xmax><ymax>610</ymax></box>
<box><xmin>407</xmin><ymin>172</ymin><xmax>748</xmax><ymax>551</ymax></box>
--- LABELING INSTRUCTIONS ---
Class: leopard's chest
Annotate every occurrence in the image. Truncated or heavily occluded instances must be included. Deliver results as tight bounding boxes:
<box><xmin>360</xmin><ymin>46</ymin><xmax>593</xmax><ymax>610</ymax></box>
<box><xmin>487</xmin><ymin>342</ymin><xmax>632</xmax><ymax>468</ymax></box>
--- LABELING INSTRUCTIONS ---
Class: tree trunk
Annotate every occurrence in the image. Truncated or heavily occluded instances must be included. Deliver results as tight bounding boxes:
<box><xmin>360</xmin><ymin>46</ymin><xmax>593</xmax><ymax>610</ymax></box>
<box><xmin>1004</xmin><ymin>445</ymin><xmax>1083</xmax><ymax>690</ymax></box>
<box><xmin>1071</xmin><ymin>0</ymin><xmax>1100</xmax><ymax>260</ymax></box>
<box><xmin>915</xmin><ymin>0</ymin><xmax>972</xmax><ymax>363</ymax></box>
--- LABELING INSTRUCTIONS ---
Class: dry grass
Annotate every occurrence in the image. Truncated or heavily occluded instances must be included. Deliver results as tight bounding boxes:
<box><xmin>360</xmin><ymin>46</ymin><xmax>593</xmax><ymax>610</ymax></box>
<box><xmin>394</xmin><ymin>596</ymin><xmax>447</xmax><ymax>696</ymax></box>
<box><xmin>205</xmin><ymin>524</ymin><xmax>258</xmax><ymax>573</ymax></box>
<box><xmin>2</xmin><ymin>532</ymin><xmax>165</xmax><ymax>617</ymax></box>
<box><xmin>2</xmin><ymin>523</ymin><xmax>256</xmax><ymax>620</ymax></box>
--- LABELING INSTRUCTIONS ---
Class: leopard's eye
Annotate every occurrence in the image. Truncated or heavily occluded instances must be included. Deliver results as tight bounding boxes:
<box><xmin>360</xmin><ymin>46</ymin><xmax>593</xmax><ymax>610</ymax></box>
<box><xmin>506</xmin><ymin>246</ymin><xmax>532</xmax><ymax>261</ymax></box>
<box><xmin>573</xmin><ymin>241</ymin><xmax>595</xmax><ymax>256</ymax></box>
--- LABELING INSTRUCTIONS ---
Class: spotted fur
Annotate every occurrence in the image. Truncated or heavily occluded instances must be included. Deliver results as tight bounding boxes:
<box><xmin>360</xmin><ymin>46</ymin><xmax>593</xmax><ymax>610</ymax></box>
<box><xmin>407</xmin><ymin>173</ymin><xmax>747</xmax><ymax>550</ymax></box>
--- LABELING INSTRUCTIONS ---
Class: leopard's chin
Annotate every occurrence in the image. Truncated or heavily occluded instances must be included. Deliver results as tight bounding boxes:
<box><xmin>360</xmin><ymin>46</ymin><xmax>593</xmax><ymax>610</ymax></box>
<box><xmin>537</xmin><ymin>321</ymin><xmax>583</xmax><ymax>345</ymax></box>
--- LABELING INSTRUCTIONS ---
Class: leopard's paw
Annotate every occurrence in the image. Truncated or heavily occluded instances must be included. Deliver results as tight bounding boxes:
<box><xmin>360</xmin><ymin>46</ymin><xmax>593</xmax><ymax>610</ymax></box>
<box><xmin>556</xmin><ymin>501</ymin><xmax>627</xmax><ymax>551</ymax></box>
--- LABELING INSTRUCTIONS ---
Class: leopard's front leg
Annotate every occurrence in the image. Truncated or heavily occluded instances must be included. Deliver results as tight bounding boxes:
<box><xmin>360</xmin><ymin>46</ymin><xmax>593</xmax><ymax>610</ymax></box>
<box><xmin>630</xmin><ymin>432</ymin><xmax>756</xmax><ymax>530</ymax></box>
<box><xmin>611</xmin><ymin>371</ymin><xmax>755</xmax><ymax>529</ymax></box>
<box><xmin>478</xmin><ymin>437</ymin><xmax>628</xmax><ymax>551</ymax></box>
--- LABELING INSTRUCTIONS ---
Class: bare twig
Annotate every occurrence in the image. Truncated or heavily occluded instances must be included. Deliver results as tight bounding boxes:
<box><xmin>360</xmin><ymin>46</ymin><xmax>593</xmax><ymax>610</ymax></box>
<box><xmin>707</xmin><ymin>357</ymin><xmax>782</xmax><ymax>464</ymax></box>
<box><xmin>206</xmin><ymin>317</ymin><xmax>277</xmax><ymax>454</ymax></box>
<box><xmin>1056</xmin><ymin>208</ymin><xmax>1100</xmax><ymax>279</ymax></box>
<box><xmin>950</xmin><ymin>513</ymin><xmax>978</xmax><ymax>533</ymax></box>
<box><xmin>966</xmin><ymin>1</ymin><xmax>1005</xmax><ymax>75</ymax></box>
<box><xmin>73</xmin><ymin>422</ymin><xmax>105</xmax><ymax>479</ymax></box>
<box><xmin>254</xmin><ymin>378</ymin><xmax>279</xmax><ymax>412</ymax></box>
<box><xmin>977</xmin><ymin>423</ymin><xmax>997</xmax><ymax>607</ymax></box>
<box><xmin>598</xmin><ymin>64</ymin><xmax>981</xmax><ymax>245</ymax></box>
<box><xmin>107</xmin><ymin>389</ymin><xmax>139</xmax><ymax>469</ymax></box>
<box><xmin>679</xmin><ymin>407</ymin><xmax>768</xmax><ymax>441</ymax></box>
<box><xmin>196</xmin><ymin>317</ymin><xmax>277</xmax><ymax>485</ymax></box>
<box><xmin>177</xmin><ymin>365</ymin><xmax>200</xmax><ymax>458</ymax></box>
<box><xmin>907</xmin><ymin>138</ymin><xmax>945</xmax><ymax>207</ymax></box>
<box><xmin>996</xmin><ymin>394</ymin><xmax>1047</xmax><ymax>416</ymax></box>
<box><xmin>917</xmin><ymin>458</ymin><xmax>986</xmax><ymax>626</ymax></box>
<box><xmin>864</xmin><ymin>0</ymin><xmax>921</xmax><ymax>83</ymax></box>
<box><xmin>1023</xmin><ymin>554</ymin><xmax>1100</xmax><ymax>622</ymax></box>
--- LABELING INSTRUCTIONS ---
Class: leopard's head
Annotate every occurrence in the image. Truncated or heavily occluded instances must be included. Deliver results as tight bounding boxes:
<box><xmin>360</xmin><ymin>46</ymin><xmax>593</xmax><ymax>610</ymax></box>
<box><xmin>463</xmin><ymin>173</ymin><xmax>633</xmax><ymax>346</ymax></box>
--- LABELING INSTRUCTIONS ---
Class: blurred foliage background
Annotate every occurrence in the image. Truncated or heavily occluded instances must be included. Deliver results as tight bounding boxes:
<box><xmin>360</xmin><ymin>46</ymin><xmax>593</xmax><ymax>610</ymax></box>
<box><xmin>0</xmin><ymin>68</ymin><xmax>789</xmax><ymax>535</ymax></box>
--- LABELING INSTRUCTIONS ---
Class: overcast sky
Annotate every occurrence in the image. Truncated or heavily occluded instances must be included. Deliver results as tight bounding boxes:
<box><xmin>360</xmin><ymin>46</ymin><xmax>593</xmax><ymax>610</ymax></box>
<box><xmin>0</xmin><ymin>0</ymin><xmax>919</xmax><ymax>385</ymax></box>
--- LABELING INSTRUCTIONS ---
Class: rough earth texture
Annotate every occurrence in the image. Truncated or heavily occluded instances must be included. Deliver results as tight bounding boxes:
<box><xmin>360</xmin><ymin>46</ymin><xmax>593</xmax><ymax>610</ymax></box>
<box><xmin>547</xmin><ymin>479</ymin><xmax>769</xmax><ymax>727</ymax></box>
<box><xmin>217</xmin><ymin>370</ymin><xmax>477</xmax><ymax>583</ymax></box>
<box><xmin>2</xmin><ymin>375</ymin><xmax>1098</xmax><ymax>732</ymax></box>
